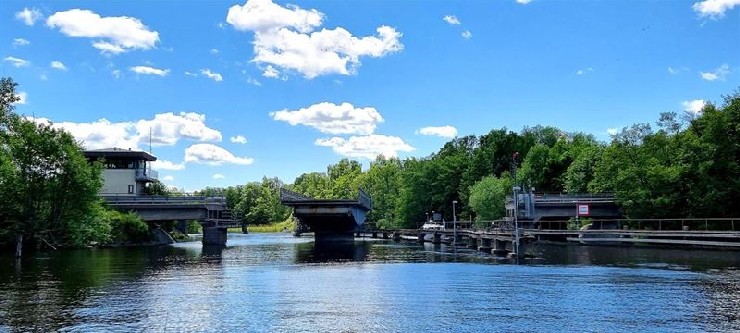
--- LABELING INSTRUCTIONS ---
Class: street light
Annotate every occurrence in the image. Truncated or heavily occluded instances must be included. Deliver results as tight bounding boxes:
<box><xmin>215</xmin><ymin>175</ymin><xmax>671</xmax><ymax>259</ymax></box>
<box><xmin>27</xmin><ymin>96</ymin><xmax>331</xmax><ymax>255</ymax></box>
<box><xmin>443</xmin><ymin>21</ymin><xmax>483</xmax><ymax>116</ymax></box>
<box><xmin>452</xmin><ymin>200</ymin><xmax>458</xmax><ymax>246</ymax></box>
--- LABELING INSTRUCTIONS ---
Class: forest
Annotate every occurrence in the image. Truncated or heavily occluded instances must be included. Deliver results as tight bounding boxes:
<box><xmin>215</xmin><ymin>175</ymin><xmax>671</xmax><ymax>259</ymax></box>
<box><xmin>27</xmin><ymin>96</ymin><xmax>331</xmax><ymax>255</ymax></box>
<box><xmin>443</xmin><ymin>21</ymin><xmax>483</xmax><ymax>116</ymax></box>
<box><xmin>197</xmin><ymin>90</ymin><xmax>740</xmax><ymax>229</ymax></box>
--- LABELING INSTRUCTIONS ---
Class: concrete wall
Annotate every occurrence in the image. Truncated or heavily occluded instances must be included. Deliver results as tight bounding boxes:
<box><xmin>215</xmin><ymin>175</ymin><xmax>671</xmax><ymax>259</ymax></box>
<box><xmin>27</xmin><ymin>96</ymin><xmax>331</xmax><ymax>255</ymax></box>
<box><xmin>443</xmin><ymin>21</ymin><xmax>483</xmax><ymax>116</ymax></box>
<box><xmin>100</xmin><ymin>169</ymin><xmax>137</xmax><ymax>196</ymax></box>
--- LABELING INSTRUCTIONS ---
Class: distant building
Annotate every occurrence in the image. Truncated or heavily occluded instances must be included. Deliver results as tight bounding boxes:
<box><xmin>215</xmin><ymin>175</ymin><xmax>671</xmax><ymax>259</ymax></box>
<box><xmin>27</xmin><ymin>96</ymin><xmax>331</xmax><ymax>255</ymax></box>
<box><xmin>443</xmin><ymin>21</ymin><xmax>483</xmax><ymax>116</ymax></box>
<box><xmin>83</xmin><ymin>148</ymin><xmax>158</xmax><ymax>196</ymax></box>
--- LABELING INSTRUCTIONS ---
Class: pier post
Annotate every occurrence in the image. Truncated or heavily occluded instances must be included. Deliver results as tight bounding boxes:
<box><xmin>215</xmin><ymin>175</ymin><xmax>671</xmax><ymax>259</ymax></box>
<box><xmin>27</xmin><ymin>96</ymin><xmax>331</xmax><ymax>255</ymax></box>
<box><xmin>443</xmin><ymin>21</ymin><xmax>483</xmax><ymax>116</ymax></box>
<box><xmin>432</xmin><ymin>232</ymin><xmax>442</xmax><ymax>244</ymax></box>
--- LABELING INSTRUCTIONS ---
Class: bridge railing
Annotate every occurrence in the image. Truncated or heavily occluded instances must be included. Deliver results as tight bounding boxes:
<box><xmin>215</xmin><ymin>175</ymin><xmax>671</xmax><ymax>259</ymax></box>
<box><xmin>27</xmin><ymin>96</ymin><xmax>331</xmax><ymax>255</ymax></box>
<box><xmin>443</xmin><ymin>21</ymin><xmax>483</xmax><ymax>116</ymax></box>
<box><xmin>103</xmin><ymin>195</ymin><xmax>224</xmax><ymax>206</ymax></box>
<box><xmin>574</xmin><ymin>218</ymin><xmax>740</xmax><ymax>232</ymax></box>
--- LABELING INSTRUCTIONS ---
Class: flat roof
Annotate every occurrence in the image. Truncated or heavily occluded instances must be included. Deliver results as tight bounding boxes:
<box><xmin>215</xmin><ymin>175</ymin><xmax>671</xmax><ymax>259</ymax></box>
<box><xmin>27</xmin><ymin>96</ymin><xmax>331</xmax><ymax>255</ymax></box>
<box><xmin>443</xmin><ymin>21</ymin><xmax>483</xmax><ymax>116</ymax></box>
<box><xmin>83</xmin><ymin>148</ymin><xmax>157</xmax><ymax>161</ymax></box>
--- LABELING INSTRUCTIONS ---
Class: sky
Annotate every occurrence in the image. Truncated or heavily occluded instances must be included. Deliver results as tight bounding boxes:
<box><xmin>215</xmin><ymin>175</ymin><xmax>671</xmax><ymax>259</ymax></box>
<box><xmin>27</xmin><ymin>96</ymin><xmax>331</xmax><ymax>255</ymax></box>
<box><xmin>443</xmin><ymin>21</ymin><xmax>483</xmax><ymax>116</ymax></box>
<box><xmin>2</xmin><ymin>0</ymin><xmax>739</xmax><ymax>192</ymax></box>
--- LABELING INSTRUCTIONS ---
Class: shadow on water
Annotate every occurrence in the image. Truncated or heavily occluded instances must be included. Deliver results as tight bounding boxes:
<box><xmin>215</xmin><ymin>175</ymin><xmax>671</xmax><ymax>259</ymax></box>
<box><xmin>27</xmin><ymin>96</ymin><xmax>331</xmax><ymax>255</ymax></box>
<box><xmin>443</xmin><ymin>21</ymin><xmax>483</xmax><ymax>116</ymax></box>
<box><xmin>293</xmin><ymin>240</ymin><xmax>371</xmax><ymax>263</ymax></box>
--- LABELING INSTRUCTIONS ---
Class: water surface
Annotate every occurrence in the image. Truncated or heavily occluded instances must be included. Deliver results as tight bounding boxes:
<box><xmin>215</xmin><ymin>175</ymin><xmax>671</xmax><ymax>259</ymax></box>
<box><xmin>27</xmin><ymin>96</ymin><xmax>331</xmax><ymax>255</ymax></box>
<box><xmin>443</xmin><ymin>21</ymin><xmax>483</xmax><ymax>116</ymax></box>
<box><xmin>1</xmin><ymin>233</ymin><xmax>739</xmax><ymax>332</ymax></box>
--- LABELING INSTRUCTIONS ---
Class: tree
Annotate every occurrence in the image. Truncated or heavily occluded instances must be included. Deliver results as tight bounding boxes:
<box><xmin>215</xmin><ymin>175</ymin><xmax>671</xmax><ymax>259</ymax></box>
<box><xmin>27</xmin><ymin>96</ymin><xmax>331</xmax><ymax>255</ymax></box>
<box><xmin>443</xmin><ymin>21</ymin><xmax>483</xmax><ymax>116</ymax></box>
<box><xmin>468</xmin><ymin>173</ymin><xmax>513</xmax><ymax>221</ymax></box>
<box><xmin>0</xmin><ymin>77</ymin><xmax>103</xmax><ymax>255</ymax></box>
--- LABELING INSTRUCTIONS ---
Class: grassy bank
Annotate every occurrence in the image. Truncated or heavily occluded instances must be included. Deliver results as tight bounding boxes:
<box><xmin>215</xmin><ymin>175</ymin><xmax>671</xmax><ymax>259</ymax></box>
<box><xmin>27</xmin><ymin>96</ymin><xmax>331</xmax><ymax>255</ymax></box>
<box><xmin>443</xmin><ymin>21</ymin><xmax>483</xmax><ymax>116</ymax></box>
<box><xmin>228</xmin><ymin>220</ymin><xmax>294</xmax><ymax>233</ymax></box>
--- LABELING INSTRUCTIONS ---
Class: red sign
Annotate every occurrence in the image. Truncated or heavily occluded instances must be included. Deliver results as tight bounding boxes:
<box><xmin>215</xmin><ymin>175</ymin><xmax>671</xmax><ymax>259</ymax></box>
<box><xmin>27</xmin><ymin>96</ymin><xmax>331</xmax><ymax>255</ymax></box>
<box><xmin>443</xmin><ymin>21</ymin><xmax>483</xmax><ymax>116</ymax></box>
<box><xmin>578</xmin><ymin>204</ymin><xmax>589</xmax><ymax>216</ymax></box>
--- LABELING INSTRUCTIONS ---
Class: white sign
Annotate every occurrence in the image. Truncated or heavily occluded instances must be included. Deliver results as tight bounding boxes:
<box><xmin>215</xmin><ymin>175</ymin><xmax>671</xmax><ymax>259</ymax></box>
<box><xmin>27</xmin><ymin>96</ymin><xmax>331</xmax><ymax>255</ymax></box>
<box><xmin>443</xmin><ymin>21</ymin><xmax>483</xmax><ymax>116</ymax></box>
<box><xmin>578</xmin><ymin>204</ymin><xmax>589</xmax><ymax>216</ymax></box>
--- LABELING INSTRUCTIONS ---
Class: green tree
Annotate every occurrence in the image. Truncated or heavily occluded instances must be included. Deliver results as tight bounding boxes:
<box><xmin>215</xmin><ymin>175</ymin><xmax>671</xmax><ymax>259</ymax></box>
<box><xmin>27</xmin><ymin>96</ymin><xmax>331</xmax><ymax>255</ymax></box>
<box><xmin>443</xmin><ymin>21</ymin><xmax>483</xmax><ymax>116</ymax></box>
<box><xmin>468</xmin><ymin>172</ymin><xmax>513</xmax><ymax>221</ymax></box>
<box><xmin>0</xmin><ymin>77</ymin><xmax>103</xmax><ymax>255</ymax></box>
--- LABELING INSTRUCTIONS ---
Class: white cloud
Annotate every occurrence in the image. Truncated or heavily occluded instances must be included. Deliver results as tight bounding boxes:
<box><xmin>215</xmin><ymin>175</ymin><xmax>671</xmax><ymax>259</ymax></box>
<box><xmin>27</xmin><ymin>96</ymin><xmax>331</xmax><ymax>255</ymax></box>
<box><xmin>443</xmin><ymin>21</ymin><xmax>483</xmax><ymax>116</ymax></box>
<box><xmin>227</xmin><ymin>0</ymin><xmax>403</xmax><ymax>79</ymax></box>
<box><xmin>230</xmin><ymin>135</ymin><xmax>248</xmax><ymax>144</ymax></box>
<box><xmin>262</xmin><ymin>65</ymin><xmax>281</xmax><ymax>78</ymax></box>
<box><xmin>151</xmin><ymin>159</ymin><xmax>185</xmax><ymax>171</ymax></box>
<box><xmin>130</xmin><ymin>65</ymin><xmax>169</xmax><ymax>76</ymax></box>
<box><xmin>184</xmin><ymin>143</ymin><xmax>254</xmax><ymax>165</ymax></box>
<box><xmin>46</xmin><ymin>9</ymin><xmax>159</xmax><ymax>55</ymax></box>
<box><xmin>14</xmin><ymin>92</ymin><xmax>27</xmax><ymax>105</ymax></box>
<box><xmin>210</xmin><ymin>48</ymin><xmax>219</xmax><ymax>55</ymax></box>
<box><xmin>212</xmin><ymin>173</ymin><xmax>225</xmax><ymax>179</ymax></box>
<box><xmin>50</xmin><ymin>60</ymin><xmax>67</xmax><ymax>71</ymax></box>
<box><xmin>462</xmin><ymin>30</ymin><xmax>472</xmax><ymax>39</ymax></box>
<box><xmin>184</xmin><ymin>71</ymin><xmax>198</xmax><ymax>77</ymax></box>
<box><xmin>576</xmin><ymin>67</ymin><xmax>594</xmax><ymax>75</ymax></box>
<box><xmin>29</xmin><ymin>112</ymin><xmax>221</xmax><ymax>150</ymax></box>
<box><xmin>607</xmin><ymin>128</ymin><xmax>619</xmax><ymax>136</ymax></box>
<box><xmin>692</xmin><ymin>0</ymin><xmax>740</xmax><ymax>18</ymax></box>
<box><xmin>682</xmin><ymin>99</ymin><xmax>707</xmax><ymax>115</ymax></box>
<box><xmin>443</xmin><ymin>15</ymin><xmax>461</xmax><ymax>25</ymax></box>
<box><xmin>270</xmin><ymin>102</ymin><xmax>383</xmax><ymax>135</ymax></box>
<box><xmin>315</xmin><ymin>135</ymin><xmax>414</xmax><ymax>160</ymax></box>
<box><xmin>700</xmin><ymin>64</ymin><xmax>729</xmax><ymax>81</ymax></box>
<box><xmin>3</xmin><ymin>56</ymin><xmax>30</xmax><ymax>67</ymax></box>
<box><xmin>13</xmin><ymin>38</ymin><xmax>30</xmax><ymax>47</ymax></box>
<box><xmin>136</xmin><ymin>112</ymin><xmax>222</xmax><ymax>146</ymax></box>
<box><xmin>15</xmin><ymin>8</ymin><xmax>43</xmax><ymax>26</ymax></box>
<box><xmin>417</xmin><ymin>125</ymin><xmax>458</xmax><ymax>138</ymax></box>
<box><xmin>111</xmin><ymin>69</ymin><xmax>121</xmax><ymax>79</ymax></box>
<box><xmin>247</xmin><ymin>77</ymin><xmax>262</xmax><ymax>86</ymax></box>
<box><xmin>161</xmin><ymin>175</ymin><xmax>174</xmax><ymax>181</ymax></box>
<box><xmin>201</xmin><ymin>69</ymin><xmax>223</xmax><ymax>82</ymax></box>
<box><xmin>516</xmin><ymin>0</ymin><xmax>533</xmax><ymax>4</ymax></box>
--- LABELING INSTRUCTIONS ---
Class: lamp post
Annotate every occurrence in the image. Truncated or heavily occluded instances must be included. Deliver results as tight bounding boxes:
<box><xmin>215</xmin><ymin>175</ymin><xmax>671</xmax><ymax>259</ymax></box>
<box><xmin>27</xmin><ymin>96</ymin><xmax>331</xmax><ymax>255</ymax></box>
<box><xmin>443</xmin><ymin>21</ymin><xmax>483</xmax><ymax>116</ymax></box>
<box><xmin>452</xmin><ymin>200</ymin><xmax>458</xmax><ymax>246</ymax></box>
<box><xmin>512</xmin><ymin>186</ymin><xmax>521</xmax><ymax>257</ymax></box>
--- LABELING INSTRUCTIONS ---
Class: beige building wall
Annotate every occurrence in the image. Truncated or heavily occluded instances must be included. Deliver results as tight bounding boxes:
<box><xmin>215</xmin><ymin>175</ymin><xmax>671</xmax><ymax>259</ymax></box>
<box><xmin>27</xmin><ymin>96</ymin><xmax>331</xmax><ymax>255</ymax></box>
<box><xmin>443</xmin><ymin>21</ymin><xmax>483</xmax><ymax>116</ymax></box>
<box><xmin>100</xmin><ymin>169</ymin><xmax>137</xmax><ymax>196</ymax></box>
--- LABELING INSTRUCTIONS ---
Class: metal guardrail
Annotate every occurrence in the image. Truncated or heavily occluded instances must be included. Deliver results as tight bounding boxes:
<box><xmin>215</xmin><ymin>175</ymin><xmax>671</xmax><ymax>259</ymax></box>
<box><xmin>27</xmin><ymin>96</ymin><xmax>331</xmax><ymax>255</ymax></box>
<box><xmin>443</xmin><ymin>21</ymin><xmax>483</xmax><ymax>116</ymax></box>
<box><xmin>103</xmin><ymin>195</ymin><xmax>226</xmax><ymax>206</ymax></box>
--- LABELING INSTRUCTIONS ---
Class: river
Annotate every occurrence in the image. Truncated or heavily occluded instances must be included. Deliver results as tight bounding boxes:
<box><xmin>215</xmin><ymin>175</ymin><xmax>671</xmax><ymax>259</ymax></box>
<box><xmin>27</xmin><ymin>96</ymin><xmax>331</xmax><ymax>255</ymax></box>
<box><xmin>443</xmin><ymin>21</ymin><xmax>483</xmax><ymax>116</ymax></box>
<box><xmin>1</xmin><ymin>233</ymin><xmax>739</xmax><ymax>332</ymax></box>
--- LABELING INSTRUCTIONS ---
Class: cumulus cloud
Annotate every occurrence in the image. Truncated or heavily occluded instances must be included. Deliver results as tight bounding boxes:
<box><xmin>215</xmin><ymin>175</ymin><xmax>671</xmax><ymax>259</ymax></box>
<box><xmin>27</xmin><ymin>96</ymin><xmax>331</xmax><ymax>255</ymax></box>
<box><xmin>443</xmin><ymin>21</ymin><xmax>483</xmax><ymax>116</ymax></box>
<box><xmin>130</xmin><ymin>65</ymin><xmax>169</xmax><ymax>76</ymax></box>
<box><xmin>151</xmin><ymin>159</ymin><xmax>186</xmax><ymax>171</ymax></box>
<box><xmin>270</xmin><ymin>102</ymin><xmax>383</xmax><ymax>135</ymax></box>
<box><xmin>443</xmin><ymin>15</ymin><xmax>461</xmax><ymax>25</ymax></box>
<box><xmin>247</xmin><ymin>77</ymin><xmax>262</xmax><ymax>86</ymax></box>
<box><xmin>161</xmin><ymin>175</ymin><xmax>174</xmax><ymax>181</ymax></box>
<box><xmin>50</xmin><ymin>60</ymin><xmax>67</xmax><ymax>71</ymax></box>
<box><xmin>462</xmin><ymin>30</ymin><xmax>472</xmax><ymax>39</ymax></box>
<box><xmin>28</xmin><ymin>112</ymin><xmax>221</xmax><ymax>150</ymax></box>
<box><xmin>417</xmin><ymin>125</ymin><xmax>458</xmax><ymax>138</ymax></box>
<box><xmin>13</xmin><ymin>38</ymin><xmax>30</xmax><ymax>47</ymax></box>
<box><xmin>682</xmin><ymin>99</ymin><xmax>707</xmax><ymax>115</ymax></box>
<box><xmin>692</xmin><ymin>0</ymin><xmax>740</xmax><ymax>18</ymax></box>
<box><xmin>46</xmin><ymin>9</ymin><xmax>159</xmax><ymax>55</ymax></box>
<box><xmin>14</xmin><ymin>92</ymin><xmax>27</xmax><ymax>105</ymax></box>
<box><xmin>111</xmin><ymin>69</ymin><xmax>121</xmax><ymax>79</ymax></box>
<box><xmin>230</xmin><ymin>135</ymin><xmax>248</xmax><ymax>144</ymax></box>
<box><xmin>607</xmin><ymin>128</ymin><xmax>619</xmax><ymax>136</ymax></box>
<box><xmin>700</xmin><ymin>64</ymin><xmax>729</xmax><ymax>81</ymax></box>
<box><xmin>201</xmin><ymin>69</ymin><xmax>223</xmax><ymax>82</ymax></box>
<box><xmin>516</xmin><ymin>0</ymin><xmax>533</xmax><ymax>4</ymax></box>
<box><xmin>226</xmin><ymin>0</ymin><xmax>403</xmax><ymax>79</ymax></box>
<box><xmin>212</xmin><ymin>173</ymin><xmax>225</xmax><ymax>179</ymax></box>
<box><xmin>316</xmin><ymin>135</ymin><xmax>414</xmax><ymax>160</ymax></box>
<box><xmin>210</xmin><ymin>48</ymin><xmax>219</xmax><ymax>55</ymax></box>
<box><xmin>15</xmin><ymin>8</ymin><xmax>43</xmax><ymax>26</ymax></box>
<box><xmin>184</xmin><ymin>143</ymin><xmax>254</xmax><ymax>165</ymax></box>
<box><xmin>3</xmin><ymin>56</ymin><xmax>30</xmax><ymax>67</ymax></box>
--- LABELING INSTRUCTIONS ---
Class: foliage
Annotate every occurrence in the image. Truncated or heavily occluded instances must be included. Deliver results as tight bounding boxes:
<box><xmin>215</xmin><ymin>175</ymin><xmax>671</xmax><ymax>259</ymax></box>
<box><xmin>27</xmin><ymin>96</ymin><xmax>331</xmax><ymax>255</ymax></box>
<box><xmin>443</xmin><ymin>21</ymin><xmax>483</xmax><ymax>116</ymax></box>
<box><xmin>1</xmin><ymin>77</ymin><xmax>105</xmax><ymax>252</ymax></box>
<box><xmin>468</xmin><ymin>173</ymin><xmax>513</xmax><ymax>221</ymax></box>
<box><xmin>143</xmin><ymin>180</ymin><xmax>170</xmax><ymax>196</ymax></box>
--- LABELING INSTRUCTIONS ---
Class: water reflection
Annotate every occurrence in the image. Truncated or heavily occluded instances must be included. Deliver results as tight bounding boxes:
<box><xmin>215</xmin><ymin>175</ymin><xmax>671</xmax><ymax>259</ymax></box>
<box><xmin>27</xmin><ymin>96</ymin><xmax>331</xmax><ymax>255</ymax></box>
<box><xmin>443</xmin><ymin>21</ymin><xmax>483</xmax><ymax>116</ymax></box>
<box><xmin>294</xmin><ymin>240</ymin><xmax>371</xmax><ymax>263</ymax></box>
<box><xmin>1</xmin><ymin>235</ymin><xmax>739</xmax><ymax>332</ymax></box>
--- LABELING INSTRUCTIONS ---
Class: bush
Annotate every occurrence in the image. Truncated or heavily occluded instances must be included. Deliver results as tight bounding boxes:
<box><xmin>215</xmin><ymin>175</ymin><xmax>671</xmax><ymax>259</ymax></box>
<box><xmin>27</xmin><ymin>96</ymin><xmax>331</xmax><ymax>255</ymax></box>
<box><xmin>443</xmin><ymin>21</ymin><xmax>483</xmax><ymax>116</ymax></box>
<box><xmin>109</xmin><ymin>211</ymin><xmax>150</xmax><ymax>243</ymax></box>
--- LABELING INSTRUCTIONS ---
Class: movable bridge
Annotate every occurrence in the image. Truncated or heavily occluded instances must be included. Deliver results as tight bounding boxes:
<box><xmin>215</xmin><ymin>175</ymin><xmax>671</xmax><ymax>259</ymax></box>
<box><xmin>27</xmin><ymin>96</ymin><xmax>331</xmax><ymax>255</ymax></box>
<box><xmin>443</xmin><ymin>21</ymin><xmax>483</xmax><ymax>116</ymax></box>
<box><xmin>280</xmin><ymin>188</ymin><xmax>372</xmax><ymax>242</ymax></box>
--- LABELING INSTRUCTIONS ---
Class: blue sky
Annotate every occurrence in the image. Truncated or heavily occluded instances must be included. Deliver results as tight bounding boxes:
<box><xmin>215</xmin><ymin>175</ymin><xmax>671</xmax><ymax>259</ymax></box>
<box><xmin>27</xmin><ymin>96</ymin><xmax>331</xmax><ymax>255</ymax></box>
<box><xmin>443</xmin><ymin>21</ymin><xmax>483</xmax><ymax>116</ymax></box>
<box><xmin>2</xmin><ymin>0</ymin><xmax>738</xmax><ymax>191</ymax></box>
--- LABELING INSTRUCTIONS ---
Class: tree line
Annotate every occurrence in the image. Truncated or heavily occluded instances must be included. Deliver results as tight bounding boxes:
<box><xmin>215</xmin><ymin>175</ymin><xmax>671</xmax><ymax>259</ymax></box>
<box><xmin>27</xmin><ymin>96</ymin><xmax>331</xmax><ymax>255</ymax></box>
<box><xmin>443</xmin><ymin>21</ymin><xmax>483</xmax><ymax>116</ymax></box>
<box><xmin>195</xmin><ymin>89</ymin><xmax>739</xmax><ymax>229</ymax></box>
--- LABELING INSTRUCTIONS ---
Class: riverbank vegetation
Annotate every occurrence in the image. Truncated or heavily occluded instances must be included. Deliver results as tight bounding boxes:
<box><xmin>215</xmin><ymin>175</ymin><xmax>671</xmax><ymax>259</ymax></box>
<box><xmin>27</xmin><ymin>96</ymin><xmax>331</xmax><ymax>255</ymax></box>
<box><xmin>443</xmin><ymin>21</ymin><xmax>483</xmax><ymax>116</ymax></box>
<box><xmin>207</xmin><ymin>89</ymin><xmax>739</xmax><ymax>230</ymax></box>
<box><xmin>0</xmin><ymin>78</ymin><xmax>154</xmax><ymax>255</ymax></box>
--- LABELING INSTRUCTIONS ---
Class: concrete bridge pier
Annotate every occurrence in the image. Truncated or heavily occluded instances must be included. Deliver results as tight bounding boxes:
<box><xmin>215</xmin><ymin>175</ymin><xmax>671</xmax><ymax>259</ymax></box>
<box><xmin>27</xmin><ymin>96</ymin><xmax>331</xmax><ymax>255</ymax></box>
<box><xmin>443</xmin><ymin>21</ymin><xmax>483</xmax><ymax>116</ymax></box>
<box><xmin>478</xmin><ymin>238</ymin><xmax>492</xmax><ymax>252</ymax></box>
<box><xmin>492</xmin><ymin>239</ymin><xmax>509</xmax><ymax>256</ymax></box>
<box><xmin>202</xmin><ymin>227</ymin><xmax>227</xmax><ymax>246</ymax></box>
<box><xmin>467</xmin><ymin>235</ymin><xmax>477</xmax><ymax>248</ymax></box>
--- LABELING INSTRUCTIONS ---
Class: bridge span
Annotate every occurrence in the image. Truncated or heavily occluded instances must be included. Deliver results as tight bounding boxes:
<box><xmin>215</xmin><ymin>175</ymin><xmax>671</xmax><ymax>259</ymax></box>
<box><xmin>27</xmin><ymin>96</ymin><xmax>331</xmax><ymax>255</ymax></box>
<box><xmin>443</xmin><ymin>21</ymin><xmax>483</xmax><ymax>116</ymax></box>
<box><xmin>104</xmin><ymin>195</ymin><xmax>239</xmax><ymax>245</ymax></box>
<box><xmin>280</xmin><ymin>188</ymin><xmax>372</xmax><ymax>242</ymax></box>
